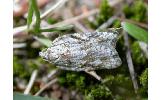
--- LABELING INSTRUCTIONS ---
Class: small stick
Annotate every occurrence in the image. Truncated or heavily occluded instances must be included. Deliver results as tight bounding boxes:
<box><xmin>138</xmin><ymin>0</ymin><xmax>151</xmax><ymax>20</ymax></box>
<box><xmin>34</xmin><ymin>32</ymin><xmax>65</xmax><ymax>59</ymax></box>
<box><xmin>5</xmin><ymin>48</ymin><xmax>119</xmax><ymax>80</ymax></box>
<box><xmin>123</xmin><ymin>31</ymin><xmax>139</xmax><ymax>93</ymax></box>
<box><xmin>13</xmin><ymin>43</ymin><xmax>26</xmax><ymax>49</ymax></box>
<box><xmin>46</xmin><ymin>9</ymin><xmax>99</xmax><ymax>28</ymax></box>
<box><xmin>96</xmin><ymin>16</ymin><xmax>117</xmax><ymax>31</ymax></box>
<box><xmin>73</xmin><ymin>21</ymin><xmax>89</xmax><ymax>33</ymax></box>
<box><xmin>24</xmin><ymin>70</ymin><xmax>38</xmax><ymax>94</ymax></box>
<box><xmin>34</xmin><ymin>78</ymin><xmax>58</xmax><ymax>96</ymax></box>
<box><xmin>40</xmin><ymin>0</ymin><xmax>67</xmax><ymax>19</ymax></box>
<box><xmin>47</xmin><ymin>69</ymin><xmax>61</xmax><ymax>81</ymax></box>
<box><xmin>85</xmin><ymin>70</ymin><xmax>102</xmax><ymax>81</ymax></box>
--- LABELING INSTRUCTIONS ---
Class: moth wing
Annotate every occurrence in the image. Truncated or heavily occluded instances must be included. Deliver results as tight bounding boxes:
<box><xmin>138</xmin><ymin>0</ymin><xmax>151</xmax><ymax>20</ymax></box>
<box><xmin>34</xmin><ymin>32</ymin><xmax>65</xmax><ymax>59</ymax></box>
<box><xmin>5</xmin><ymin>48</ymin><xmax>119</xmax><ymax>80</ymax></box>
<box><xmin>102</xmin><ymin>50</ymin><xmax>122</xmax><ymax>69</ymax></box>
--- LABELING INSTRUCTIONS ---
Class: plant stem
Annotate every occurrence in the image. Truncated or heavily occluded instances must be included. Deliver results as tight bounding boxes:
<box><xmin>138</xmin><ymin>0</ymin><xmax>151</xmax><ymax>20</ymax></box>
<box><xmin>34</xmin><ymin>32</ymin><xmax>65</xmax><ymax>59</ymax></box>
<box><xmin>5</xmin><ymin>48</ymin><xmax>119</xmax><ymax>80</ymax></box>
<box><xmin>123</xmin><ymin>31</ymin><xmax>139</xmax><ymax>93</ymax></box>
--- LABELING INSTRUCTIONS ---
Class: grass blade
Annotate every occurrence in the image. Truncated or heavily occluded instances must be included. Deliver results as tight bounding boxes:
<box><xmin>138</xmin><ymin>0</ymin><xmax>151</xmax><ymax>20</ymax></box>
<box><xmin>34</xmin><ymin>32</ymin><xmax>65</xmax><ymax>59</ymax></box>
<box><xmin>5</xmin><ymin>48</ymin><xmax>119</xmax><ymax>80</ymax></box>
<box><xmin>27</xmin><ymin>0</ymin><xmax>34</xmax><ymax>30</ymax></box>
<box><xmin>32</xmin><ymin>0</ymin><xmax>41</xmax><ymax>33</ymax></box>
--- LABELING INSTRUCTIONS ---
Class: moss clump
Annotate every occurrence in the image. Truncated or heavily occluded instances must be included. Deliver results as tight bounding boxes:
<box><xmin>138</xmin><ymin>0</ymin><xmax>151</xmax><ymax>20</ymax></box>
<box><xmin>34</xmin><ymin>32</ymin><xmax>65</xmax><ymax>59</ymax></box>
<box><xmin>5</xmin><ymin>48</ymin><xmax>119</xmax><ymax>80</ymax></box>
<box><xmin>123</xmin><ymin>0</ymin><xmax>147</xmax><ymax>22</ymax></box>
<box><xmin>131</xmin><ymin>41</ymin><xmax>147</xmax><ymax>65</ymax></box>
<box><xmin>85</xmin><ymin>85</ymin><xmax>113</xmax><ymax>100</ymax></box>
<box><xmin>58</xmin><ymin>71</ymin><xmax>114</xmax><ymax>99</ymax></box>
<box><xmin>102</xmin><ymin>74</ymin><xmax>132</xmax><ymax>92</ymax></box>
<box><xmin>97</xmin><ymin>0</ymin><xmax>113</xmax><ymax>24</ymax></box>
<box><xmin>113</xmin><ymin>19</ymin><xmax>121</xmax><ymax>28</ymax></box>
<box><xmin>58</xmin><ymin>72</ymin><xmax>86</xmax><ymax>90</ymax></box>
<box><xmin>13</xmin><ymin>56</ymin><xmax>46</xmax><ymax>79</ymax></box>
<box><xmin>139</xmin><ymin>68</ymin><xmax>148</xmax><ymax>96</ymax></box>
<box><xmin>102</xmin><ymin>74</ymin><xmax>137</xmax><ymax>99</ymax></box>
<box><xmin>13</xmin><ymin>56</ymin><xmax>30</xmax><ymax>79</ymax></box>
<box><xmin>89</xmin><ymin>0</ymin><xmax>113</xmax><ymax>28</ymax></box>
<box><xmin>103</xmin><ymin>74</ymin><xmax>129</xmax><ymax>85</ymax></box>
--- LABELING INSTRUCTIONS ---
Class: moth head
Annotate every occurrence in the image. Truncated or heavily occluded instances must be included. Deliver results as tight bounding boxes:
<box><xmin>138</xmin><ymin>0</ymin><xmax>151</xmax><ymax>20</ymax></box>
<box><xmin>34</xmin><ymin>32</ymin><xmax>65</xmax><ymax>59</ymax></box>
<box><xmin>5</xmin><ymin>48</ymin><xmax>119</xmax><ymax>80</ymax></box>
<box><xmin>39</xmin><ymin>48</ymin><xmax>60</xmax><ymax>63</ymax></box>
<box><xmin>39</xmin><ymin>43</ymin><xmax>69</xmax><ymax>65</ymax></box>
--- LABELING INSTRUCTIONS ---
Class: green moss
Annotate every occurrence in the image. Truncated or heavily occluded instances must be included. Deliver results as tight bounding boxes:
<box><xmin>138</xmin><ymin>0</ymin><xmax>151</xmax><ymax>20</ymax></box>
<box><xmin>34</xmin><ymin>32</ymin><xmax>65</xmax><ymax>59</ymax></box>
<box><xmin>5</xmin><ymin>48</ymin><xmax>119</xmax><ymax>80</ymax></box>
<box><xmin>58</xmin><ymin>71</ymin><xmax>114</xmax><ymax>99</ymax></box>
<box><xmin>103</xmin><ymin>74</ymin><xmax>131</xmax><ymax>88</ymax></box>
<box><xmin>13</xmin><ymin>56</ymin><xmax>47</xmax><ymax>79</ymax></box>
<box><xmin>13</xmin><ymin>56</ymin><xmax>30</xmax><ymax>79</ymax></box>
<box><xmin>102</xmin><ymin>74</ymin><xmax>138</xmax><ymax>99</ymax></box>
<box><xmin>123</xmin><ymin>0</ymin><xmax>147</xmax><ymax>22</ymax></box>
<box><xmin>58</xmin><ymin>72</ymin><xmax>86</xmax><ymax>90</ymax></box>
<box><xmin>85</xmin><ymin>0</ymin><xmax>113</xmax><ymax>29</ymax></box>
<box><xmin>113</xmin><ymin>20</ymin><xmax>121</xmax><ymax>28</ymax></box>
<box><xmin>131</xmin><ymin>41</ymin><xmax>147</xmax><ymax>65</ymax></box>
<box><xmin>95</xmin><ymin>0</ymin><xmax>113</xmax><ymax>27</ymax></box>
<box><xmin>139</xmin><ymin>68</ymin><xmax>148</xmax><ymax>96</ymax></box>
<box><xmin>85</xmin><ymin>85</ymin><xmax>113</xmax><ymax>100</ymax></box>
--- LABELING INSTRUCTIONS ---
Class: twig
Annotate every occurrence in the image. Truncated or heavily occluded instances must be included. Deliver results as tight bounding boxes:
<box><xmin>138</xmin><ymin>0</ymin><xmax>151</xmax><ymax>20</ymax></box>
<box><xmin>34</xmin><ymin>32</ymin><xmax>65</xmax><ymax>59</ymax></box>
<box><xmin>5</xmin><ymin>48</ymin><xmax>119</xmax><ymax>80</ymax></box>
<box><xmin>96</xmin><ymin>16</ymin><xmax>117</xmax><ymax>31</ymax></box>
<box><xmin>47</xmin><ymin>69</ymin><xmax>61</xmax><ymax>81</ymax></box>
<box><xmin>123</xmin><ymin>31</ymin><xmax>139</xmax><ymax>93</ymax></box>
<box><xmin>85</xmin><ymin>71</ymin><xmax>102</xmax><ymax>81</ymax></box>
<box><xmin>34</xmin><ymin>78</ymin><xmax>58</xmax><ymax>96</ymax></box>
<box><xmin>46</xmin><ymin>9</ymin><xmax>99</xmax><ymax>28</ymax></box>
<box><xmin>13</xmin><ymin>0</ymin><xmax>68</xmax><ymax>36</ymax></box>
<box><xmin>40</xmin><ymin>0</ymin><xmax>68</xmax><ymax>19</ymax></box>
<box><xmin>13</xmin><ymin>43</ymin><xmax>26</xmax><ymax>48</ymax></box>
<box><xmin>73</xmin><ymin>21</ymin><xmax>89</xmax><ymax>33</ymax></box>
<box><xmin>24</xmin><ymin>70</ymin><xmax>38</xmax><ymax>94</ymax></box>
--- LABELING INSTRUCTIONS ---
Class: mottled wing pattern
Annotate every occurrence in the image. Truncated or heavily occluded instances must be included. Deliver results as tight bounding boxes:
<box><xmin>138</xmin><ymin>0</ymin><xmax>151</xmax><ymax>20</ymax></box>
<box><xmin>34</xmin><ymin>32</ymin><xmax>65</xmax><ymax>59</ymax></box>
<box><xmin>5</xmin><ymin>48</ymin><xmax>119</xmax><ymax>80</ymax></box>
<box><xmin>39</xmin><ymin>29</ymin><xmax>122</xmax><ymax>71</ymax></box>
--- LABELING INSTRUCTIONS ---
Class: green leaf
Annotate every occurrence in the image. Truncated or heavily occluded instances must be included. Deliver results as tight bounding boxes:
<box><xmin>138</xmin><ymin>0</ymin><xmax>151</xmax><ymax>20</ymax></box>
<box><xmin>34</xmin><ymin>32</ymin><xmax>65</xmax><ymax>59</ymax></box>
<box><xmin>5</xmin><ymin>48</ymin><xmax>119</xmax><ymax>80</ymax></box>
<box><xmin>121</xmin><ymin>22</ymin><xmax>148</xmax><ymax>43</ymax></box>
<box><xmin>13</xmin><ymin>92</ymin><xmax>54</xmax><ymax>100</ymax></box>
<box><xmin>34</xmin><ymin>37</ymin><xmax>52</xmax><ymax>47</ymax></box>
<box><xmin>27</xmin><ymin>0</ymin><xmax>34</xmax><ymax>30</ymax></box>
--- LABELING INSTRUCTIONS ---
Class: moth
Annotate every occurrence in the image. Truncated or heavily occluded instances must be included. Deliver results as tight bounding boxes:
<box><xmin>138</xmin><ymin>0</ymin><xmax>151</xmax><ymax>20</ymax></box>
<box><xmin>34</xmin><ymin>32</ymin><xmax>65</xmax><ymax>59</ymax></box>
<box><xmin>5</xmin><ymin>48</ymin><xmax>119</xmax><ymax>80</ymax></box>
<box><xmin>39</xmin><ymin>28</ymin><xmax>122</xmax><ymax>71</ymax></box>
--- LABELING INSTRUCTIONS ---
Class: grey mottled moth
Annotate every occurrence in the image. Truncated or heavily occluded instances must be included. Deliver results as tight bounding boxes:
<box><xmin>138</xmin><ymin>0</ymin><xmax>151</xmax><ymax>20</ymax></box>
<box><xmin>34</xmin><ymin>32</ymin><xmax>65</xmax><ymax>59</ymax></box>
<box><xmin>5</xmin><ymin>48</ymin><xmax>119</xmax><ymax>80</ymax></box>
<box><xmin>39</xmin><ymin>28</ymin><xmax>122</xmax><ymax>71</ymax></box>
